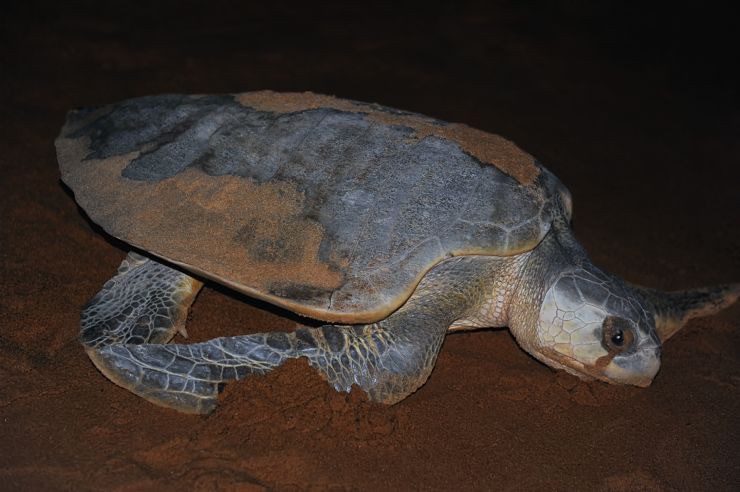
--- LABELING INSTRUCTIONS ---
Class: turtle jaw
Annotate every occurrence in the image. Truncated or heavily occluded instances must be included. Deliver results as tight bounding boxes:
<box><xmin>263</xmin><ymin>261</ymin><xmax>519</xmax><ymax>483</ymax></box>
<box><xmin>556</xmin><ymin>342</ymin><xmax>662</xmax><ymax>387</ymax></box>
<box><xmin>601</xmin><ymin>345</ymin><xmax>661</xmax><ymax>388</ymax></box>
<box><xmin>532</xmin><ymin>344</ymin><xmax>661</xmax><ymax>387</ymax></box>
<box><xmin>539</xmin><ymin>331</ymin><xmax>663</xmax><ymax>387</ymax></box>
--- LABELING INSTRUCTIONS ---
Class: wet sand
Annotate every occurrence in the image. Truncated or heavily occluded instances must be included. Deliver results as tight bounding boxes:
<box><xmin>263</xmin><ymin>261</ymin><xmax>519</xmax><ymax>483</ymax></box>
<box><xmin>1</xmin><ymin>2</ymin><xmax>738</xmax><ymax>490</ymax></box>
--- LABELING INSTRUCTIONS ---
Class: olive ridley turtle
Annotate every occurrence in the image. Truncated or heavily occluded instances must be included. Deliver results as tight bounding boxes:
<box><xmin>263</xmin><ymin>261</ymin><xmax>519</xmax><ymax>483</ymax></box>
<box><xmin>56</xmin><ymin>91</ymin><xmax>739</xmax><ymax>414</ymax></box>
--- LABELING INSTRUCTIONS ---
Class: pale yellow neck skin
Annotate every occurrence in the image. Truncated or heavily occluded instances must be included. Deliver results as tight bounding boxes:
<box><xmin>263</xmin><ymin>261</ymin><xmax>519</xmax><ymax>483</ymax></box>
<box><xmin>448</xmin><ymin>252</ymin><xmax>533</xmax><ymax>332</ymax></box>
<box><xmin>446</xmin><ymin>209</ymin><xmax>578</xmax><ymax>338</ymax></box>
<box><xmin>443</xmin><ymin>227</ymin><xmax>595</xmax><ymax>364</ymax></box>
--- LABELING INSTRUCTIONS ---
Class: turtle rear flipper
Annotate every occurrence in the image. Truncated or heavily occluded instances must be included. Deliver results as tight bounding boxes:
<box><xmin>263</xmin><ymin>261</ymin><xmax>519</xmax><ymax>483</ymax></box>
<box><xmin>81</xmin><ymin>252</ymin><xmax>203</xmax><ymax>408</ymax></box>
<box><xmin>80</xmin><ymin>252</ymin><xmax>202</xmax><ymax>348</ymax></box>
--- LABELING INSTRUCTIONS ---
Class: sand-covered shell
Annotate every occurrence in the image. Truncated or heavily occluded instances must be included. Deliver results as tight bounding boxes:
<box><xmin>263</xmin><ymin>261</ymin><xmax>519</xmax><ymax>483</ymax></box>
<box><xmin>57</xmin><ymin>91</ymin><xmax>567</xmax><ymax>323</ymax></box>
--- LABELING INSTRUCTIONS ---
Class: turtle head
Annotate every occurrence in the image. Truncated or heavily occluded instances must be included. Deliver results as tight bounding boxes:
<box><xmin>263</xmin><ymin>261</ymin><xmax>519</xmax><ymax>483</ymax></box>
<box><xmin>532</xmin><ymin>268</ymin><xmax>661</xmax><ymax>387</ymax></box>
<box><xmin>510</xmin><ymin>200</ymin><xmax>739</xmax><ymax>387</ymax></box>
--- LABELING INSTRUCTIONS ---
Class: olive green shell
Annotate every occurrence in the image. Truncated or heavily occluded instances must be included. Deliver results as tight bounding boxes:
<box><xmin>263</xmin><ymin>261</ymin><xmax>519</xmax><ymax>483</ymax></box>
<box><xmin>56</xmin><ymin>91</ymin><xmax>568</xmax><ymax>323</ymax></box>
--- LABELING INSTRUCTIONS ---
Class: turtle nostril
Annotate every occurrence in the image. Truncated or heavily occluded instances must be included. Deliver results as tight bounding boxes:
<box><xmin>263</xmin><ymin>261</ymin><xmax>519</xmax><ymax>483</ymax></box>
<box><xmin>648</xmin><ymin>330</ymin><xmax>662</xmax><ymax>355</ymax></box>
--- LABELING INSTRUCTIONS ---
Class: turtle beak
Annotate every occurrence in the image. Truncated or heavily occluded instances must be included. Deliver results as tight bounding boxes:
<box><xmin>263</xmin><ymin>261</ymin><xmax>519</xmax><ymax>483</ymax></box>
<box><xmin>603</xmin><ymin>343</ymin><xmax>661</xmax><ymax>387</ymax></box>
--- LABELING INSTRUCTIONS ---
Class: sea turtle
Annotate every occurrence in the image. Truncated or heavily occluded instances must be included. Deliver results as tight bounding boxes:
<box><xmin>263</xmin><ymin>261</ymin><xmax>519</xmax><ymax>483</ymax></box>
<box><xmin>56</xmin><ymin>91</ymin><xmax>739</xmax><ymax>414</ymax></box>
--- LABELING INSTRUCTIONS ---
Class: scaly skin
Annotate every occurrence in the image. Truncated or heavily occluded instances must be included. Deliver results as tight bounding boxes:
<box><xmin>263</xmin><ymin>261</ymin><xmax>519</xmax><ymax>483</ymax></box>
<box><xmin>81</xmin><ymin>252</ymin><xmax>202</xmax><ymax>348</ymax></box>
<box><xmin>85</xmin><ymin>253</ymin><xmax>523</xmax><ymax>414</ymax></box>
<box><xmin>82</xmin><ymin>226</ymin><xmax>738</xmax><ymax>414</ymax></box>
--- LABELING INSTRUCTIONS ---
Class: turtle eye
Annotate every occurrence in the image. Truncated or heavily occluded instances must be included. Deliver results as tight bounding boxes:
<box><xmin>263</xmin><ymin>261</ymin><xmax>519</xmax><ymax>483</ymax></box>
<box><xmin>611</xmin><ymin>330</ymin><xmax>624</xmax><ymax>346</ymax></box>
<box><xmin>602</xmin><ymin>316</ymin><xmax>635</xmax><ymax>353</ymax></box>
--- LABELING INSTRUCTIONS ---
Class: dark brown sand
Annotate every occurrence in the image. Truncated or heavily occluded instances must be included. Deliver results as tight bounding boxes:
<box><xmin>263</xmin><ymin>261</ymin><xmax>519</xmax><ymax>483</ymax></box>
<box><xmin>1</xmin><ymin>2</ymin><xmax>738</xmax><ymax>490</ymax></box>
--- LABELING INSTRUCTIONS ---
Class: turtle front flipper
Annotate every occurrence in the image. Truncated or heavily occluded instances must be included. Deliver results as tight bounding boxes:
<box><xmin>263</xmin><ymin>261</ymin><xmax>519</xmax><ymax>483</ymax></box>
<box><xmin>633</xmin><ymin>283</ymin><xmax>740</xmax><ymax>342</ymax></box>
<box><xmin>90</xmin><ymin>333</ymin><xmax>294</xmax><ymax>414</ymax></box>
<box><xmin>91</xmin><ymin>314</ymin><xmax>450</xmax><ymax>414</ymax></box>
<box><xmin>89</xmin><ymin>256</ymin><xmax>499</xmax><ymax>414</ymax></box>
<box><xmin>91</xmin><ymin>318</ymin><xmax>445</xmax><ymax>414</ymax></box>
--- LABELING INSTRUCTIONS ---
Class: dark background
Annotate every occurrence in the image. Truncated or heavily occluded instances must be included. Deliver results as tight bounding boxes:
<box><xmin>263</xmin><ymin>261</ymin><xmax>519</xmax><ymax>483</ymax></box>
<box><xmin>1</xmin><ymin>1</ymin><xmax>738</xmax><ymax>490</ymax></box>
